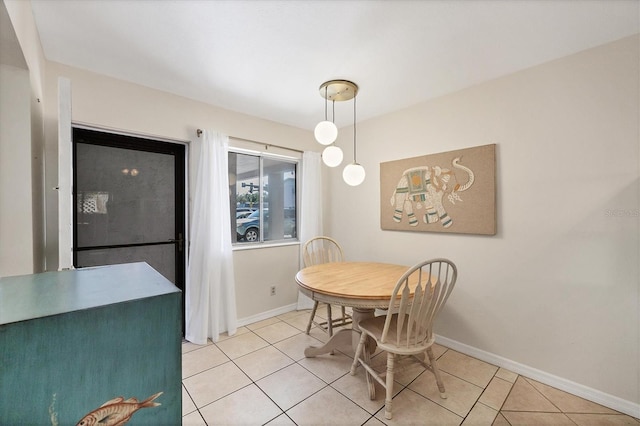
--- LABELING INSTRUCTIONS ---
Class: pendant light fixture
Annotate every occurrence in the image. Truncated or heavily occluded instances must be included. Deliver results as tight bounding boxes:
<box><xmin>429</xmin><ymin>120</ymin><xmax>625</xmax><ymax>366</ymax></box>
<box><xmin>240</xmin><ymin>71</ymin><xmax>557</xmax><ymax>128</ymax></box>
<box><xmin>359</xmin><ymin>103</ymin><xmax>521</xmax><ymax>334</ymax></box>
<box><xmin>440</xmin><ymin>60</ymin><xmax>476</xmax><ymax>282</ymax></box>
<box><xmin>315</xmin><ymin>80</ymin><xmax>356</xmax><ymax>168</ymax></box>
<box><xmin>342</xmin><ymin>93</ymin><xmax>365</xmax><ymax>186</ymax></box>
<box><xmin>314</xmin><ymin>80</ymin><xmax>363</xmax><ymax>183</ymax></box>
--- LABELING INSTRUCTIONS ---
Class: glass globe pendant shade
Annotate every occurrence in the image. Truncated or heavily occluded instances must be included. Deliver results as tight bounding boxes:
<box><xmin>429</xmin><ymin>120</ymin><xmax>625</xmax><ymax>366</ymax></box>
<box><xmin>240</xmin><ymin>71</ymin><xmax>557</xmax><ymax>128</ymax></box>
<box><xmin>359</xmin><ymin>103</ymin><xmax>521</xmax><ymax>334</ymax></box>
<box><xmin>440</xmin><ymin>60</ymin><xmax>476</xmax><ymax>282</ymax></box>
<box><xmin>322</xmin><ymin>145</ymin><xmax>343</xmax><ymax>167</ymax></box>
<box><xmin>343</xmin><ymin>163</ymin><xmax>366</xmax><ymax>186</ymax></box>
<box><xmin>314</xmin><ymin>120</ymin><xmax>338</xmax><ymax>145</ymax></box>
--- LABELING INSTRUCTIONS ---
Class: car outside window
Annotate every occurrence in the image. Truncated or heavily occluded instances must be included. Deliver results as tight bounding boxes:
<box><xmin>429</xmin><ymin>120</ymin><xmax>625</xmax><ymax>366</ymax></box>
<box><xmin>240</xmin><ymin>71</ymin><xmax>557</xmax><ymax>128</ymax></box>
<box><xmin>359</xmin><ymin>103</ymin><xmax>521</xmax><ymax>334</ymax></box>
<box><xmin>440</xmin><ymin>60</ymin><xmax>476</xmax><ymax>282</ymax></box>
<box><xmin>229</xmin><ymin>151</ymin><xmax>297</xmax><ymax>244</ymax></box>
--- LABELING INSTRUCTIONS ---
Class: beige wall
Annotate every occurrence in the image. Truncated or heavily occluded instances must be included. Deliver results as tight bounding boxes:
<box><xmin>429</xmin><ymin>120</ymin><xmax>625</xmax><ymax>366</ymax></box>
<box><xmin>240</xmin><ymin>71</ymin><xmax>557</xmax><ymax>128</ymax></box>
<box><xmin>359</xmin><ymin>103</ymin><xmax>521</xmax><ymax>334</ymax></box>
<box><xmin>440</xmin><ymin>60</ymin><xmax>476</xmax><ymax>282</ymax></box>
<box><xmin>3</xmin><ymin>0</ymin><xmax>47</xmax><ymax>273</ymax></box>
<box><xmin>0</xmin><ymin>64</ymin><xmax>33</xmax><ymax>276</ymax></box>
<box><xmin>327</xmin><ymin>35</ymin><xmax>639</xmax><ymax>407</ymax></box>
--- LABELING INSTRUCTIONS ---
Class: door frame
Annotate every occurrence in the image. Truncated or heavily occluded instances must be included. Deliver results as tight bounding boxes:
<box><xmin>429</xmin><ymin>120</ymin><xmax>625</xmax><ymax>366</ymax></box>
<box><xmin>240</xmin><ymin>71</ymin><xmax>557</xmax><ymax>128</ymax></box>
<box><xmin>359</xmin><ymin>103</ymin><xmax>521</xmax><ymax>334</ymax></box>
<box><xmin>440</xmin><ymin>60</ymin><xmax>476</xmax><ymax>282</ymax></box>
<box><xmin>69</xmin><ymin>124</ymin><xmax>189</xmax><ymax>328</ymax></box>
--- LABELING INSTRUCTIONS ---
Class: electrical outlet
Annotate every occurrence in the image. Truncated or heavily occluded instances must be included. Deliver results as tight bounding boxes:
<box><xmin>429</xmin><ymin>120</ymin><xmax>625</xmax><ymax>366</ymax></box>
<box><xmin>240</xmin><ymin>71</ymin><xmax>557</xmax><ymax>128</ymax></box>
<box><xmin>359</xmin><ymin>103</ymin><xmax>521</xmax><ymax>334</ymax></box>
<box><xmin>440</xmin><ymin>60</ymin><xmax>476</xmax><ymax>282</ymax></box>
<box><xmin>270</xmin><ymin>286</ymin><xmax>276</xmax><ymax>296</ymax></box>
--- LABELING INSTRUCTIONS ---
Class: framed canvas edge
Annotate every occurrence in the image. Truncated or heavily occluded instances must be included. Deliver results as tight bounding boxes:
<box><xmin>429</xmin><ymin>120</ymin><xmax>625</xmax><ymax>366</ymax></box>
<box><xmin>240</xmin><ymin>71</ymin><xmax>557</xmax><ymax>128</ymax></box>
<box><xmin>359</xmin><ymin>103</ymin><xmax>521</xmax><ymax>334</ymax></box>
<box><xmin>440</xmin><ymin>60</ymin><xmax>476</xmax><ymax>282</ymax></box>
<box><xmin>379</xmin><ymin>143</ymin><xmax>497</xmax><ymax>236</ymax></box>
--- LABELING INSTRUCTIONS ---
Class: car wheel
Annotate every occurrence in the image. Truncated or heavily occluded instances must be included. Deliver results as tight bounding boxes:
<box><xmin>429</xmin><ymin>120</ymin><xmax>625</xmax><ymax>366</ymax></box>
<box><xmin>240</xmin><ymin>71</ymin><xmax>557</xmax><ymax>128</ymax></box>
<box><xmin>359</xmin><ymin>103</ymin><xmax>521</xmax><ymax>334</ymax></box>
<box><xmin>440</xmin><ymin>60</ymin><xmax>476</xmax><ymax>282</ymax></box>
<box><xmin>245</xmin><ymin>227</ymin><xmax>259</xmax><ymax>242</ymax></box>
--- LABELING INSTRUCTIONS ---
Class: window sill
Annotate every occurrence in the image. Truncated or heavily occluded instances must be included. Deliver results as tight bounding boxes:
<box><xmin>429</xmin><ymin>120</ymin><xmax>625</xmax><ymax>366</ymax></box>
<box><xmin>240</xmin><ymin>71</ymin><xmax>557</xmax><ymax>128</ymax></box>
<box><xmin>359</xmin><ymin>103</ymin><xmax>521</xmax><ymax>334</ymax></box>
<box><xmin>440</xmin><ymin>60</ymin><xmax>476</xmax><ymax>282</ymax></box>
<box><xmin>232</xmin><ymin>240</ymin><xmax>300</xmax><ymax>251</ymax></box>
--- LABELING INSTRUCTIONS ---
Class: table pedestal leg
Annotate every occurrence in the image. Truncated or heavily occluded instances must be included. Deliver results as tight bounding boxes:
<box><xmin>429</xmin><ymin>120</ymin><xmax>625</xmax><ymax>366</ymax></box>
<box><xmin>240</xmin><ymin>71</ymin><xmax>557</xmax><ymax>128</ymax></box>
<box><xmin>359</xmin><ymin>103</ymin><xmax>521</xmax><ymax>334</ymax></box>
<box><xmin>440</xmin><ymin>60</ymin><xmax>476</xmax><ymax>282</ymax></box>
<box><xmin>304</xmin><ymin>307</ymin><xmax>376</xmax><ymax>358</ymax></box>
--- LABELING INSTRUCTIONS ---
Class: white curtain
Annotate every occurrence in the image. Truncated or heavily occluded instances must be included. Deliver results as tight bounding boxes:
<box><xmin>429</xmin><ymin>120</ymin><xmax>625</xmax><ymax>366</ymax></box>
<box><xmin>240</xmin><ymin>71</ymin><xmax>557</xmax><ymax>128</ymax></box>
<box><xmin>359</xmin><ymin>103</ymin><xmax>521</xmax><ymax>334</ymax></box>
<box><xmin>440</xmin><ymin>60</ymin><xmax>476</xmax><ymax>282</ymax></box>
<box><xmin>186</xmin><ymin>130</ymin><xmax>237</xmax><ymax>344</ymax></box>
<box><xmin>297</xmin><ymin>151</ymin><xmax>323</xmax><ymax>310</ymax></box>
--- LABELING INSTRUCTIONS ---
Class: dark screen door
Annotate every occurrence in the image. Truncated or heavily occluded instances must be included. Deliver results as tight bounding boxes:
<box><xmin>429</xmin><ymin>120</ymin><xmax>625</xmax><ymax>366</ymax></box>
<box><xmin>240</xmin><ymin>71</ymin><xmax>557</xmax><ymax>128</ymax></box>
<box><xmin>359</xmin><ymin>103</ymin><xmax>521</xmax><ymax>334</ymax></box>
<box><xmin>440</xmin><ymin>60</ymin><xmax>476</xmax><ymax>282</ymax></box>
<box><xmin>73</xmin><ymin>128</ymin><xmax>185</xmax><ymax>319</ymax></box>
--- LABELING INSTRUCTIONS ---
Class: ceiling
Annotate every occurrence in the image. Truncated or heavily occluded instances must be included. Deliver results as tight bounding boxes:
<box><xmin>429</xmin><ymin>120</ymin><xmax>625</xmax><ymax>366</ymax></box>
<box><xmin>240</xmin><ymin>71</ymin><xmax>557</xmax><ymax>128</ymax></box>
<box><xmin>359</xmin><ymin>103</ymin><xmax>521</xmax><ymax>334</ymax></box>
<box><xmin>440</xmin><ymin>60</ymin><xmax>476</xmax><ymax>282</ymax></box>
<box><xmin>30</xmin><ymin>0</ymin><xmax>639</xmax><ymax>131</ymax></box>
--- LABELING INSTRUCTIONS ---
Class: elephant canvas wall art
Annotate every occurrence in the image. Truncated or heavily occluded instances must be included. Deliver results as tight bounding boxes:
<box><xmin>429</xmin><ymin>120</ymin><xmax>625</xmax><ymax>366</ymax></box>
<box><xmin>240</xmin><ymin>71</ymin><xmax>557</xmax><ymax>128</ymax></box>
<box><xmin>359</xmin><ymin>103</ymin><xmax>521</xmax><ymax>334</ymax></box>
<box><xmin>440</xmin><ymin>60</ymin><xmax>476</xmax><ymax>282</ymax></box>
<box><xmin>380</xmin><ymin>144</ymin><xmax>496</xmax><ymax>235</ymax></box>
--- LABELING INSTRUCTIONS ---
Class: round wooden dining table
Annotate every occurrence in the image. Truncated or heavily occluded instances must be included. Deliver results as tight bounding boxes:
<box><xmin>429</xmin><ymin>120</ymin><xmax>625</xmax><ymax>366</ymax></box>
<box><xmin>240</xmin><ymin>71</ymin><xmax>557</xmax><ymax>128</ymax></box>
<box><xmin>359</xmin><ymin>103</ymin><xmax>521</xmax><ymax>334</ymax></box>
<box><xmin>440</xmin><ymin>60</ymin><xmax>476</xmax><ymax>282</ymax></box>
<box><xmin>295</xmin><ymin>261</ymin><xmax>410</xmax><ymax>357</ymax></box>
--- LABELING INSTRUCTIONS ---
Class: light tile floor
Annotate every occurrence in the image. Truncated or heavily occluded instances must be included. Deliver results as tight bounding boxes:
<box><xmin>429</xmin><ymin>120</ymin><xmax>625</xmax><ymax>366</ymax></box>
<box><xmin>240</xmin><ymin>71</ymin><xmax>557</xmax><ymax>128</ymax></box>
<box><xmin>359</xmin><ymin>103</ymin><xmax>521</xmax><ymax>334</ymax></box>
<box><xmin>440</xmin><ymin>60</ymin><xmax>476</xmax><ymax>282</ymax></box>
<box><xmin>182</xmin><ymin>306</ymin><xmax>639</xmax><ymax>425</ymax></box>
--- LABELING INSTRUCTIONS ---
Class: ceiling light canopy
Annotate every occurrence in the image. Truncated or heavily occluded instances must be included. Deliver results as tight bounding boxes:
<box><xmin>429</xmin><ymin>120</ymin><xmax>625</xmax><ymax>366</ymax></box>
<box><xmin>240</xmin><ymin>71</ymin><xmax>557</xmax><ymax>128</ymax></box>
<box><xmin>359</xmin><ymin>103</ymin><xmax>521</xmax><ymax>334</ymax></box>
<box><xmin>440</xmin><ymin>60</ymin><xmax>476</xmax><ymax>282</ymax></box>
<box><xmin>315</xmin><ymin>80</ymin><xmax>364</xmax><ymax>186</ymax></box>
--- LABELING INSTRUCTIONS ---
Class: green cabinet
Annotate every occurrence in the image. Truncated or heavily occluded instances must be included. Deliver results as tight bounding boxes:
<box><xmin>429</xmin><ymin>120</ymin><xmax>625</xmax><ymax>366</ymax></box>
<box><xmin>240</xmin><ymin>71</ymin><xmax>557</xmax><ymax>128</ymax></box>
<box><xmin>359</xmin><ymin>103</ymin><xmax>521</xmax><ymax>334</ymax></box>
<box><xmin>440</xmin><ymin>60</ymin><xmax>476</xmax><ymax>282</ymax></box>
<box><xmin>0</xmin><ymin>262</ymin><xmax>182</xmax><ymax>425</ymax></box>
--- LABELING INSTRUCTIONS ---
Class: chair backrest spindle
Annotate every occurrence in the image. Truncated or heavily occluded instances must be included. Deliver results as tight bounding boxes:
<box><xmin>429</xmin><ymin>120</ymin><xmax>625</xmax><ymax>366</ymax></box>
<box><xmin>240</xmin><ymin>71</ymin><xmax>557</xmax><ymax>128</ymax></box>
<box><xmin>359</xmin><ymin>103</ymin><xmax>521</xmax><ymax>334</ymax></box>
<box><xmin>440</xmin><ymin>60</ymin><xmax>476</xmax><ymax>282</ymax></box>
<box><xmin>303</xmin><ymin>236</ymin><xmax>344</xmax><ymax>267</ymax></box>
<box><xmin>381</xmin><ymin>259</ymin><xmax>457</xmax><ymax>348</ymax></box>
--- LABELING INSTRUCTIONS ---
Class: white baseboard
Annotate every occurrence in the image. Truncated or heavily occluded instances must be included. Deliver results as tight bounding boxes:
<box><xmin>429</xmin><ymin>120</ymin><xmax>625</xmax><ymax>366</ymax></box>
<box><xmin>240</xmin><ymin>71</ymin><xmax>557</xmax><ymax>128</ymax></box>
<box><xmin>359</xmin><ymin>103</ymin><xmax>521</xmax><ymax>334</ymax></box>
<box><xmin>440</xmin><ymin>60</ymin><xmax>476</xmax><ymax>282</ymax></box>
<box><xmin>435</xmin><ymin>335</ymin><xmax>640</xmax><ymax>418</ymax></box>
<box><xmin>237</xmin><ymin>303</ymin><xmax>298</xmax><ymax>328</ymax></box>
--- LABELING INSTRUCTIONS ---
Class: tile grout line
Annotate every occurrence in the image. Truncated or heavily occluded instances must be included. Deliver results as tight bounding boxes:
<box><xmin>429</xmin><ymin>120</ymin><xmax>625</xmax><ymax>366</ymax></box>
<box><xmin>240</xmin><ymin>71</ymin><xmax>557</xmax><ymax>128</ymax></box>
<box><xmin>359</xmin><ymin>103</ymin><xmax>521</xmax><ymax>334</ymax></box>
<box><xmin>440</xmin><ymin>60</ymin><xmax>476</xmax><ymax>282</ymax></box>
<box><xmin>521</xmin><ymin>376</ymin><xmax>570</xmax><ymax>416</ymax></box>
<box><xmin>469</xmin><ymin>365</ymin><xmax>515</xmax><ymax>425</ymax></box>
<box><xmin>492</xmin><ymin>371</ymin><xmax>519</xmax><ymax>426</ymax></box>
<box><xmin>458</xmin><ymin>394</ymin><xmax>493</xmax><ymax>424</ymax></box>
<box><xmin>192</xmin><ymin>328</ymin><xmax>285</xmax><ymax>424</ymax></box>
<box><xmin>183</xmin><ymin>326</ymin><xmax>477</xmax><ymax>425</ymax></box>
<box><xmin>256</xmin><ymin>316</ymin><xmax>384</xmax><ymax>424</ymax></box>
<box><xmin>397</xmin><ymin>347</ymin><xmax>490</xmax><ymax>424</ymax></box>
<box><xmin>185</xmin><ymin>309</ymin><xmax>640</xmax><ymax>425</ymax></box>
<box><xmin>183</xmin><ymin>314</ymin><xmax>305</xmax><ymax>424</ymax></box>
<box><xmin>186</xmin><ymin>321</ymin><xmax>350</xmax><ymax>425</ymax></box>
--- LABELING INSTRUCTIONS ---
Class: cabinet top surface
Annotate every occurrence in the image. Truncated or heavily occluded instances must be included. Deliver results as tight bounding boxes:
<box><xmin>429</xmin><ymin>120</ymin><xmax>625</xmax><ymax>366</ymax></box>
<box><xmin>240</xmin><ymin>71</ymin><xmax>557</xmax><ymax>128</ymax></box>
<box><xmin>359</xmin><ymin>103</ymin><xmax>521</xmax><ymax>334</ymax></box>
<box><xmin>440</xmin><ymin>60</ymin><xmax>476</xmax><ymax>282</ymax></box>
<box><xmin>0</xmin><ymin>262</ymin><xmax>180</xmax><ymax>325</ymax></box>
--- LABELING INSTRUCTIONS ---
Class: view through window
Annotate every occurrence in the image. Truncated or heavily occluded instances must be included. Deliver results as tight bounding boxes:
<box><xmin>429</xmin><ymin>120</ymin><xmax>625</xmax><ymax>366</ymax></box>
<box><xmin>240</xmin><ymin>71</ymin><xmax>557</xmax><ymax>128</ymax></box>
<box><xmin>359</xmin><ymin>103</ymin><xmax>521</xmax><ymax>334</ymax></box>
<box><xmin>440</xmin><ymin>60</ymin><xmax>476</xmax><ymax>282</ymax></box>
<box><xmin>229</xmin><ymin>151</ymin><xmax>297</xmax><ymax>244</ymax></box>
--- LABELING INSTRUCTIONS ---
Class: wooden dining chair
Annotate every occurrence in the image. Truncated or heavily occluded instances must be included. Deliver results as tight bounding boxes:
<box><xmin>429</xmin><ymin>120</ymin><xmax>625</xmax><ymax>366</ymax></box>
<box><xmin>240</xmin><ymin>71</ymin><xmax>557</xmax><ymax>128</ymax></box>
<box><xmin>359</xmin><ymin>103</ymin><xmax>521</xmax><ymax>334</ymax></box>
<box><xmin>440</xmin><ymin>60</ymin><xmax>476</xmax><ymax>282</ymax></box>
<box><xmin>349</xmin><ymin>258</ymin><xmax>457</xmax><ymax>420</ymax></box>
<box><xmin>302</xmin><ymin>236</ymin><xmax>352</xmax><ymax>336</ymax></box>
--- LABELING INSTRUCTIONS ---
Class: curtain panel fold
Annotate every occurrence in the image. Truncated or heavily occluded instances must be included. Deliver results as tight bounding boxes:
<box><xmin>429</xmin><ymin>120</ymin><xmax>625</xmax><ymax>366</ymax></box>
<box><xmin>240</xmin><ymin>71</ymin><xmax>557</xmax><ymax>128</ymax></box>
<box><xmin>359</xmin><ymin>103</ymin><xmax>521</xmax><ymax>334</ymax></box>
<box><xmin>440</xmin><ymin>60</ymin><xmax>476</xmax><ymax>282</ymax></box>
<box><xmin>297</xmin><ymin>151</ymin><xmax>323</xmax><ymax>310</ymax></box>
<box><xmin>186</xmin><ymin>130</ymin><xmax>237</xmax><ymax>344</ymax></box>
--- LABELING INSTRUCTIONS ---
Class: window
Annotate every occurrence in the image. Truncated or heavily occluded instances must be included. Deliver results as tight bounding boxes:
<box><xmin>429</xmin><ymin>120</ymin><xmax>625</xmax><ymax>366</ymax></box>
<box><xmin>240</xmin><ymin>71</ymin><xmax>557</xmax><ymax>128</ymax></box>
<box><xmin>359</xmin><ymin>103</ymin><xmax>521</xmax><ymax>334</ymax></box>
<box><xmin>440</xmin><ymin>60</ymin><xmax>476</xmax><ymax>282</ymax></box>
<box><xmin>229</xmin><ymin>151</ymin><xmax>297</xmax><ymax>244</ymax></box>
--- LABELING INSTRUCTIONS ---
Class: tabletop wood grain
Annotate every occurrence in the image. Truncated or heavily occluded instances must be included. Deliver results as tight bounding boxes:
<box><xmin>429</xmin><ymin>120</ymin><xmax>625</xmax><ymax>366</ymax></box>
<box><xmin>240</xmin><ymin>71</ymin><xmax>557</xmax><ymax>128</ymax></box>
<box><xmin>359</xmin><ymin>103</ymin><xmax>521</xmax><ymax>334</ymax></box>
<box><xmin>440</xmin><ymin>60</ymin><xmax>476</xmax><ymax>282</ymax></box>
<box><xmin>295</xmin><ymin>261</ymin><xmax>410</xmax><ymax>301</ymax></box>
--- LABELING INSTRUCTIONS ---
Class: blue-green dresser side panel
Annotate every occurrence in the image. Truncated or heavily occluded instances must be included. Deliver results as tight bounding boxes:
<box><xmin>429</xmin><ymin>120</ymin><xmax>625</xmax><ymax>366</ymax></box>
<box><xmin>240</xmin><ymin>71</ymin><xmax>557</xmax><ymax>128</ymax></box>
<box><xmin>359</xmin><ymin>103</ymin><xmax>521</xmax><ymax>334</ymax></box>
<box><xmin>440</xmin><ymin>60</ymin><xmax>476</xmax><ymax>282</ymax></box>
<box><xmin>0</xmin><ymin>292</ymin><xmax>182</xmax><ymax>425</ymax></box>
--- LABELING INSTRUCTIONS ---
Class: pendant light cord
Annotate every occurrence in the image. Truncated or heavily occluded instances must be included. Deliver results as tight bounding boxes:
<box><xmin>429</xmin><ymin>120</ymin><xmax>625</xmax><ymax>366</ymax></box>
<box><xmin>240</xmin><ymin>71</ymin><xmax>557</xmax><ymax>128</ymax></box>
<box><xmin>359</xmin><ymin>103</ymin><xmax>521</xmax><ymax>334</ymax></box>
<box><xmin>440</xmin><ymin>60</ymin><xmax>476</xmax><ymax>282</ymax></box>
<box><xmin>353</xmin><ymin>95</ymin><xmax>357</xmax><ymax>163</ymax></box>
<box><xmin>324</xmin><ymin>86</ymin><xmax>337</xmax><ymax>124</ymax></box>
<box><xmin>332</xmin><ymin>100</ymin><xmax>335</xmax><ymax>123</ymax></box>
<box><xmin>324</xmin><ymin>86</ymin><xmax>328</xmax><ymax>121</ymax></box>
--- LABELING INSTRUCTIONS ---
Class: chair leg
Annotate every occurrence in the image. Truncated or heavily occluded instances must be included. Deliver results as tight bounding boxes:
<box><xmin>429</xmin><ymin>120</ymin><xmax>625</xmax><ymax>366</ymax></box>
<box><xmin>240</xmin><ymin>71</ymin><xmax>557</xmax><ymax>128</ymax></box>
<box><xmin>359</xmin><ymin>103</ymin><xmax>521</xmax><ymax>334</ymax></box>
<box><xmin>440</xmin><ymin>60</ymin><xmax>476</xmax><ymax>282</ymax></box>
<box><xmin>340</xmin><ymin>306</ymin><xmax>347</xmax><ymax>325</ymax></box>
<box><xmin>326</xmin><ymin>304</ymin><xmax>333</xmax><ymax>336</ymax></box>
<box><xmin>350</xmin><ymin>332</ymin><xmax>367</xmax><ymax>375</ymax></box>
<box><xmin>305</xmin><ymin>301</ymin><xmax>319</xmax><ymax>335</ymax></box>
<box><xmin>384</xmin><ymin>353</ymin><xmax>396</xmax><ymax>420</ymax></box>
<box><xmin>350</xmin><ymin>332</ymin><xmax>376</xmax><ymax>400</ymax></box>
<box><xmin>426</xmin><ymin>347</ymin><xmax>447</xmax><ymax>399</ymax></box>
<box><xmin>363</xmin><ymin>341</ymin><xmax>375</xmax><ymax>400</ymax></box>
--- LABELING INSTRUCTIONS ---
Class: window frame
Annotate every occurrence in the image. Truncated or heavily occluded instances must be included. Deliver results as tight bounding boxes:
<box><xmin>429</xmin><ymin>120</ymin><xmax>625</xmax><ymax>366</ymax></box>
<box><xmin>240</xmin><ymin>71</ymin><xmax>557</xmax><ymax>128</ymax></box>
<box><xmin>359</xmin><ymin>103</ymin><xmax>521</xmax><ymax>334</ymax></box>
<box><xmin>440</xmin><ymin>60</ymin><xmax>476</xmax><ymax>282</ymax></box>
<box><xmin>229</xmin><ymin>146</ymin><xmax>299</xmax><ymax>247</ymax></box>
